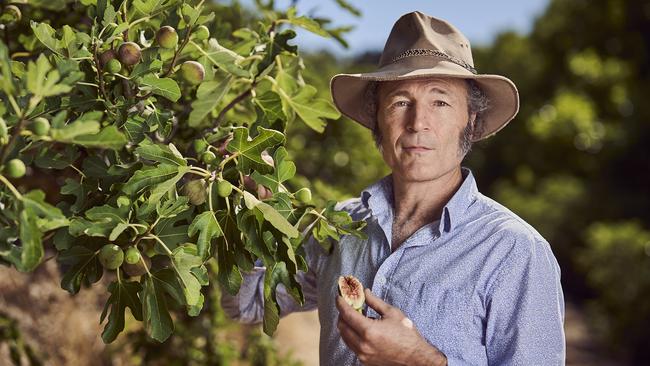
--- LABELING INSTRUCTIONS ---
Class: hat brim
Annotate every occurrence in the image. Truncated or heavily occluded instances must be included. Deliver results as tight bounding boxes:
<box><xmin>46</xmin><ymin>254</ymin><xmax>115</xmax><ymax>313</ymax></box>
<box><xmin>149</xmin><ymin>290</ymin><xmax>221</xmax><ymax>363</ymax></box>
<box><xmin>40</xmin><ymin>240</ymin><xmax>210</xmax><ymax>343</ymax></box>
<box><xmin>330</xmin><ymin>59</ymin><xmax>519</xmax><ymax>141</ymax></box>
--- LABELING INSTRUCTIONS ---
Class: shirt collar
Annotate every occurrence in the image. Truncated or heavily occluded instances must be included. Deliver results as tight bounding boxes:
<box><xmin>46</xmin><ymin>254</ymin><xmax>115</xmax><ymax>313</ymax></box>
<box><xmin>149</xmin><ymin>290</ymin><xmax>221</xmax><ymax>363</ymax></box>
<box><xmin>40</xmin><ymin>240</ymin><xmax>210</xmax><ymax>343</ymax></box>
<box><xmin>361</xmin><ymin>167</ymin><xmax>478</xmax><ymax>235</ymax></box>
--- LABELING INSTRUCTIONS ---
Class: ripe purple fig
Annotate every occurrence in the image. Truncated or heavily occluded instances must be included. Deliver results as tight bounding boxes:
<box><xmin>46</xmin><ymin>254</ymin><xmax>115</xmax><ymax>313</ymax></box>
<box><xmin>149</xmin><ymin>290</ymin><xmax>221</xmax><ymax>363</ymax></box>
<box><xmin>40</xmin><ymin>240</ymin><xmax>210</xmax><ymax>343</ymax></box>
<box><xmin>338</xmin><ymin>275</ymin><xmax>365</xmax><ymax>313</ymax></box>
<box><xmin>156</xmin><ymin>26</ymin><xmax>179</xmax><ymax>49</ymax></box>
<box><xmin>180</xmin><ymin>60</ymin><xmax>205</xmax><ymax>85</ymax></box>
<box><xmin>117</xmin><ymin>41</ymin><xmax>142</xmax><ymax>66</ymax></box>
<box><xmin>257</xmin><ymin>184</ymin><xmax>272</xmax><ymax>200</ymax></box>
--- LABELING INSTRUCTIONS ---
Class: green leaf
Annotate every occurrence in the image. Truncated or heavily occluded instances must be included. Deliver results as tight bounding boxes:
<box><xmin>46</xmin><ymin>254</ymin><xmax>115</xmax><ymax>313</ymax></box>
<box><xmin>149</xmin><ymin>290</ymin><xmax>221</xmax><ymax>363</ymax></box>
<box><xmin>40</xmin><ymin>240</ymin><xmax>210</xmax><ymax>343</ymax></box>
<box><xmin>141</xmin><ymin>271</ymin><xmax>177</xmax><ymax>343</ymax></box>
<box><xmin>59</xmin><ymin>245</ymin><xmax>104</xmax><ymax>294</ymax></box>
<box><xmin>279</xmin><ymin>84</ymin><xmax>340</xmax><ymax>133</ymax></box>
<box><xmin>0</xmin><ymin>41</ymin><xmax>15</xmax><ymax>94</ymax></box>
<box><xmin>171</xmin><ymin>244</ymin><xmax>205</xmax><ymax>308</ymax></box>
<box><xmin>73</xmin><ymin>126</ymin><xmax>128</xmax><ymax>150</ymax></box>
<box><xmin>122</xmin><ymin>164</ymin><xmax>183</xmax><ymax>197</ymax></box>
<box><xmin>60</xmin><ymin>178</ymin><xmax>88</xmax><ymax>213</ymax></box>
<box><xmin>263</xmin><ymin>261</ymin><xmax>303</xmax><ymax>335</ymax></box>
<box><xmin>188</xmin><ymin>211</ymin><xmax>223</xmax><ymax>259</ymax></box>
<box><xmin>100</xmin><ymin>280</ymin><xmax>143</xmax><ymax>343</ymax></box>
<box><xmin>198</xmin><ymin>39</ymin><xmax>248</xmax><ymax>77</ymax></box>
<box><xmin>30</xmin><ymin>21</ymin><xmax>61</xmax><ymax>55</ymax></box>
<box><xmin>259</xmin><ymin>29</ymin><xmax>297</xmax><ymax>73</ymax></box>
<box><xmin>26</xmin><ymin>54</ymin><xmax>73</xmax><ymax>100</ymax></box>
<box><xmin>188</xmin><ymin>76</ymin><xmax>232</xmax><ymax>127</ymax></box>
<box><xmin>69</xmin><ymin>204</ymin><xmax>129</xmax><ymax>238</ymax></box>
<box><xmin>226</xmin><ymin>126</ymin><xmax>285</xmax><ymax>175</ymax></box>
<box><xmin>251</xmin><ymin>146</ymin><xmax>295</xmax><ymax>192</ymax></box>
<box><xmin>34</xmin><ymin>145</ymin><xmax>80</xmax><ymax>169</ymax></box>
<box><xmin>139</xmin><ymin>75</ymin><xmax>181</xmax><ymax>102</ymax></box>
<box><xmin>135</xmin><ymin>139</ymin><xmax>187</xmax><ymax>166</ymax></box>
<box><xmin>242</xmin><ymin>191</ymin><xmax>299</xmax><ymax>238</ymax></box>
<box><xmin>286</xmin><ymin>7</ymin><xmax>331</xmax><ymax>37</ymax></box>
<box><xmin>22</xmin><ymin>190</ymin><xmax>69</xmax><ymax>232</ymax></box>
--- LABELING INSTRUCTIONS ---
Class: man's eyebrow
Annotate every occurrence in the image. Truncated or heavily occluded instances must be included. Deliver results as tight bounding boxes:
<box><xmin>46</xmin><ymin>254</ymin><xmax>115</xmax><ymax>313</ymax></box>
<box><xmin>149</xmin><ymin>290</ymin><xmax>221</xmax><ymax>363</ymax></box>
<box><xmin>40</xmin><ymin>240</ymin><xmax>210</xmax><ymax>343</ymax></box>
<box><xmin>383</xmin><ymin>86</ymin><xmax>451</xmax><ymax>99</ymax></box>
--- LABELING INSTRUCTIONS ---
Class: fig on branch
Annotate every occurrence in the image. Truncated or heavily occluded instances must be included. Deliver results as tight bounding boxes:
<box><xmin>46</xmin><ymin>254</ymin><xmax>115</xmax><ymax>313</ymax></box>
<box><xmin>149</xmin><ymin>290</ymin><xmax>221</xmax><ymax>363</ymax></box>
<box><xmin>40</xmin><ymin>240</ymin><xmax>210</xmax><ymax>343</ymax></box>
<box><xmin>156</xmin><ymin>26</ymin><xmax>179</xmax><ymax>49</ymax></box>
<box><xmin>124</xmin><ymin>246</ymin><xmax>141</xmax><ymax>265</ymax></box>
<box><xmin>105</xmin><ymin>58</ymin><xmax>122</xmax><ymax>73</ymax></box>
<box><xmin>29</xmin><ymin>117</ymin><xmax>50</xmax><ymax>136</ymax></box>
<box><xmin>216</xmin><ymin>179</ymin><xmax>233</xmax><ymax>197</ymax></box>
<box><xmin>193</xmin><ymin>139</ymin><xmax>208</xmax><ymax>154</ymax></box>
<box><xmin>98</xmin><ymin>244</ymin><xmax>124</xmax><ymax>270</ymax></box>
<box><xmin>98</xmin><ymin>49</ymin><xmax>117</xmax><ymax>68</ymax></box>
<box><xmin>201</xmin><ymin>150</ymin><xmax>216</xmax><ymax>164</ymax></box>
<box><xmin>183</xmin><ymin>179</ymin><xmax>208</xmax><ymax>205</ymax></box>
<box><xmin>257</xmin><ymin>184</ymin><xmax>273</xmax><ymax>200</ymax></box>
<box><xmin>4</xmin><ymin>159</ymin><xmax>26</xmax><ymax>178</ymax></box>
<box><xmin>180</xmin><ymin>60</ymin><xmax>205</xmax><ymax>85</ymax></box>
<box><xmin>117</xmin><ymin>42</ymin><xmax>142</xmax><ymax>66</ymax></box>
<box><xmin>338</xmin><ymin>275</ymin><xmax>366</xmax><ymax>313</ymax></box>
<box><xmin>295</xmin><ymin>187</ymin><xmax>312</xmax><ymax>203</ymax></box>
<box><xmin>242</xmin><ymin>175</ymin><xmax>257</xmax><ymax>191</ymax></box>
<box><xmin>193</xmin><ymin>25</ymin><xmax>210</xmax><ymax>40</ymax></box>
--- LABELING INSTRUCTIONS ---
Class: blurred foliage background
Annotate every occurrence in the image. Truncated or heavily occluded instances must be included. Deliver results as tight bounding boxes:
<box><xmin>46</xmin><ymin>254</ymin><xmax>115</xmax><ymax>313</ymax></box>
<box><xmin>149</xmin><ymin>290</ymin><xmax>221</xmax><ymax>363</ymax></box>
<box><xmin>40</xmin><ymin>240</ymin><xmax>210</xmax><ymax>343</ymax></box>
<box><xmin>1</xmin><ymin>0</ymin><xmax>649</xmax><ymax>364</ymax></box>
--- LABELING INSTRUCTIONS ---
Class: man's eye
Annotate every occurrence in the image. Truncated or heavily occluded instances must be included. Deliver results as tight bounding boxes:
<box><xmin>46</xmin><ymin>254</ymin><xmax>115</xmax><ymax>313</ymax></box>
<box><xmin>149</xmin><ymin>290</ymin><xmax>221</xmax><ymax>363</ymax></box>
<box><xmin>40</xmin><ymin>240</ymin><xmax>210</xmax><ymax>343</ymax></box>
<box><xmin>393</xmin><ymin>101</ymin><xmax>409</xmax><ymax>107</ymax></box>
<box><xmin>433</xmin><ymin>100</ymin><xmax>450</xmax><ymax>107</ymax></box>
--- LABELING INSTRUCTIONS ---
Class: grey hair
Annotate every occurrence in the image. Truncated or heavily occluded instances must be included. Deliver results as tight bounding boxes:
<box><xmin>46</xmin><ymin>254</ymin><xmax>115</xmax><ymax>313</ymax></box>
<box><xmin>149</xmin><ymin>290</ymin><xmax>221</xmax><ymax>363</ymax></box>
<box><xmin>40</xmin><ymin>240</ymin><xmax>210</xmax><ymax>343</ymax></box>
<box><xmin>364</xmin><ymin>79</ymin><xmax>490</xmax><ymax>158</ymax></box>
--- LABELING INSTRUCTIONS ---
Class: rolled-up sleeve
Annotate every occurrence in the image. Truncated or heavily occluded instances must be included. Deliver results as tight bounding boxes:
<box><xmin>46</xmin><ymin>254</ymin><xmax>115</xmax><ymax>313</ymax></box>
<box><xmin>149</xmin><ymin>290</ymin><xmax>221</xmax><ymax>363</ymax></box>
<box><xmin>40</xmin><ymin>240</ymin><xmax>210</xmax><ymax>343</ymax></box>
<box><xmin>485</xmin><ymin>238</ymin><xmax>566</xmax><ymax>365</ymax></box>
<box><xmin>220</xmin><ymin>234</ymin><xmax>322</xmax><ymax>324</ymax></box>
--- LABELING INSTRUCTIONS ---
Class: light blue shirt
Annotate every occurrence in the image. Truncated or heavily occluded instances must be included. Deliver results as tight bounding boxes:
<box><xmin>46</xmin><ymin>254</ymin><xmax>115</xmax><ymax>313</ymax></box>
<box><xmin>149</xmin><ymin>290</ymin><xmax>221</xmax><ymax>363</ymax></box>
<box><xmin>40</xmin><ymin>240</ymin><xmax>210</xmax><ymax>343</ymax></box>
<box><xmin>221</xmin><ymin>167</ymin><xmax>566</xmax><ymax>365</ymax></box>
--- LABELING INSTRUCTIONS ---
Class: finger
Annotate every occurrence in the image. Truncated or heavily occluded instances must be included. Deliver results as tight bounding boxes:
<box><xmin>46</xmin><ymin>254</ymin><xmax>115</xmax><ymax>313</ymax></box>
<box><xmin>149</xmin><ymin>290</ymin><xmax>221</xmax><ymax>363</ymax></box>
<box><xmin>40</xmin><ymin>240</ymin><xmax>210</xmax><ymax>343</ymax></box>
<box><xmin>336</xmin><ymin>295</ymin><xmax>370</xmax><ymax>333</ymax></box>
<box><xmin>364</xmin><ymin>288</ymin><xmax>395</xmax><ymax>317</ymax></box>
<box><xmin>337</xmin><ymin>316</ymin><xmax>363</xmax><ymax>354</ymax></box>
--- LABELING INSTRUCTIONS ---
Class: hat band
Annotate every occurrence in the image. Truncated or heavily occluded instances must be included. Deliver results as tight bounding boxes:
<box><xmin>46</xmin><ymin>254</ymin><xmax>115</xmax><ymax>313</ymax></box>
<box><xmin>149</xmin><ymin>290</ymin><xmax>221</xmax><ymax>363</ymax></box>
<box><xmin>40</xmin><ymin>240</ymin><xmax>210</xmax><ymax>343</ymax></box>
<box><xmin>390</xmin><ymin>49</ymin><xmax>477</xmax><ymax>74</ymax></box>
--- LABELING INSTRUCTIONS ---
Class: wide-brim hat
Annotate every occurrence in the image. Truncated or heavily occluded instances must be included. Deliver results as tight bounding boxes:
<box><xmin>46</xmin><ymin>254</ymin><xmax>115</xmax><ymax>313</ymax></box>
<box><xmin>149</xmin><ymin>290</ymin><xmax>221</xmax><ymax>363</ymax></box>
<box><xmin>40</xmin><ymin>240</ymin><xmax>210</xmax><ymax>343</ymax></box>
<box><xmin>330</xmin><ymin>11</ymin><xmax>519</xmax><ymax>141</ymax></box>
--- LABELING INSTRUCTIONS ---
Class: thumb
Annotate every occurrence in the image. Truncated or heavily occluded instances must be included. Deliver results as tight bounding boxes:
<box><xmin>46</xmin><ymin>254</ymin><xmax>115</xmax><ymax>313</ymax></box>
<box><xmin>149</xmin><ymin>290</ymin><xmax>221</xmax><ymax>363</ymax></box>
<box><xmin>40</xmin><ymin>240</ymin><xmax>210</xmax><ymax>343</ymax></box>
<box><xmin>364</xmin><ymin>288</ymin><xmax>395</xmax><ymax>317</ymax></box>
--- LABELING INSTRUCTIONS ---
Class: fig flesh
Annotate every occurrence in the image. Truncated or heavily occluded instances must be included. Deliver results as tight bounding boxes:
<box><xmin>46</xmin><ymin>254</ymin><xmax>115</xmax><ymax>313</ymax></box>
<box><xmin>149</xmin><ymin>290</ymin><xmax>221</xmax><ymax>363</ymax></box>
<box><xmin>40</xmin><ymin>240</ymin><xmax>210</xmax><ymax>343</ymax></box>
<box><xmin>338</xmin><ymin>275</ymin><xmax>365</xmax><ymax>313</ymax></box>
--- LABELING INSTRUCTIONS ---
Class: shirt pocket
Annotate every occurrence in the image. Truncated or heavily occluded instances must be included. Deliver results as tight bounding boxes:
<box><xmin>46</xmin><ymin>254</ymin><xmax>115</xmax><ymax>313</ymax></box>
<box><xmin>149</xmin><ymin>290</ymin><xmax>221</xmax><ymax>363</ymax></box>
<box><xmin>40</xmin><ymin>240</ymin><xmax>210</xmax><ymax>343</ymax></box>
<box><xmin>402</xmin><ymin>281</ymin><xmax>471</xmax><ymax>353</ymax></box>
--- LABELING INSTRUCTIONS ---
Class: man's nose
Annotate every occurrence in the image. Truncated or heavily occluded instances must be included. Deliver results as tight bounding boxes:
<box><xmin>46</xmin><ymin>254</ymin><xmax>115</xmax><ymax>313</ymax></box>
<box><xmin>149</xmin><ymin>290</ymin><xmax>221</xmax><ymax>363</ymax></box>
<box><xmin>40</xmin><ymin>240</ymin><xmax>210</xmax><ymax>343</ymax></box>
<box><xmin>406</xmin><ymin>102</ymin><xmax>431</xmax><ymax>132</ymax></box>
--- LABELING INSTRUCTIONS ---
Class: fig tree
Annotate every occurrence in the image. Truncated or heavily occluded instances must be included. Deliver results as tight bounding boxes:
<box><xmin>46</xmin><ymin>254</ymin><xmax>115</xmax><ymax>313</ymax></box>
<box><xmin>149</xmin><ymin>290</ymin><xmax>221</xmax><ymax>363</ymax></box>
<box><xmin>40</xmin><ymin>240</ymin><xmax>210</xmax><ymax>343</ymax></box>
<box><xmin>295</xmin><ymin>187</ymin><xmax>312</xmax><ymax>203</ymax></box>
<box><xmin>193</xmin><ymin>25</ymin><xmax>210</xmax><ymax>40</ymax></box>
<box><xmin>117</xmin><ymin>42</ymin><xmax>142</xmax><ymax>66</ymax></box>
<box><xmin>98</xmin><ymin>244</ymin><xmax>124</xmax><ymax>270</ymax></box>
<box><xmin>105</xmin><ymin>58</ymin><xmax>122</xmax><ymax>73</ymax></box>
<box><xmin>124</xmin><ymin>246</ymin><xmax>141</xmax><ymax>265</ymax></box>
<box><xmin>216</xmin><ymin>179</ymin><xmax>233</xmax><ymax>197</ymax></box>
<box><xmin>183</xmin><ymin>179</ymin><xmax>207</xmax><ymax>205</ymax></box>
<box><xmin>5</xmin><ymin>159</ymin><xmax>25</xmax><ymax>178</ymax></box>
<box><xmin>29</xmin><ymin>117</ymin><xmax>50</xmax><ymax>136</ymax></box>
<box><xmin>180</xmin><ymin>61</ymin><xmax>205</xmax><ymax>85</ymax></box>
<box><xmin>156</xmin><ymin>26</ymin><xmax>179</xmax><ymax>49</ymax></box>
<box><xmin>338</xmin><ymin>275</ymin><xmax>366</xmax><ymax>313</ymax></box>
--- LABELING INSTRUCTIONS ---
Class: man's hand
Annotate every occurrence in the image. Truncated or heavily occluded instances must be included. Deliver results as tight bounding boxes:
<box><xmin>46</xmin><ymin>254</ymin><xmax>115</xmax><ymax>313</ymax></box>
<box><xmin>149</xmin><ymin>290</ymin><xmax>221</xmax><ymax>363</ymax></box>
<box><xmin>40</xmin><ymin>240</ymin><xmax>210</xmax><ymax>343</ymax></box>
<box><xmin>336</xmin><ymin>288</ymin><xmax>447</xmax><ymax>366</ymax></box>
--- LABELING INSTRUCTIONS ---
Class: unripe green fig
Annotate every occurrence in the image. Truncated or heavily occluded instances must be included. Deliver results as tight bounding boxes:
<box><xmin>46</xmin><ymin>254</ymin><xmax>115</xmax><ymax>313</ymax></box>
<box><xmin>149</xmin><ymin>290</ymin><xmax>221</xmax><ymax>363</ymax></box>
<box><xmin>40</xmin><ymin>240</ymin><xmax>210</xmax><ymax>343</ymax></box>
<box><xmin>123</xmin><ymin>255</ymin><xmax>151</xmax><ymax>277</ymax></box>
<box><xmin>116</xmin><ymin>195</ymin><xmax>131</xmax><ymax>207</ymax></box>
<box><xmin>156</xmin><ymin>26</ymin><xmax>179</xmax><ymax>49</ymax></box>
<box><xmin>180</xmin><ymin>61</ymin><xmax>205</xmax><ymax>85</ymax></box>
<box><xmin>124</xmin><ymin>246</ymin><xmax>141</xmax><ymax>265</ymax></box>
<box><xmin>216</xmin><ymin>179</ymin><xmax>233</xmax><ymax>197</ymax></box>
<box><xmin>201</xmin><ymin>150</ymin><xmax>216</xmax><ymax>163</ymax></box>
<box><xmin>338</xmin><ymin>275</ymin><xmax>366</xmax><ymax>313</ymax></box>
<box><xmin>193</xmin><ymin>25</ymin><xmax>210</xmax><ymax>40</ymax></box>
<box><xmin>98</xmin><ymin>244</ymin><xmax>124</xmax><ymax>270</ymax></box>
<box><xmin>5</xmin><ymin>159</ymin><xmax>25</xmax><ymax>178</ymax></box>
<box><xmin>29</xmin><ymin>117</ymin><xmax>50</xmax><ymax>136</ymax></box>
<box><xmin>183</xmin><ymin>179</ymin><xmax>207</xmax><ymax>205</ymax></box>
<box><xmin>2</xmin><ymin>5</ymin><xmax>21</xmax><ymax>23</ymax></box>
<box><xmin>117</xmin><ymin>42</ymin><xmax>142</xmax><ymax>66</ymax></box>
<box><xmin>193</xmin><ymin>139</ymin><xmax>208</xmax><ymax>154</ymax></box>
<box><xmin>295</xmin><ymin>187</ymin><xmax>312</xmax><ymax>203</ymax></box>
<box><xmin>98</xmin><ymin>49</ymin><xmax>117</xmax><ymax>69</ymax></box>
<box><xmin>105</xmin><ymin>58</ymin><xmax>122</xmax><ymax>73</ymax></box>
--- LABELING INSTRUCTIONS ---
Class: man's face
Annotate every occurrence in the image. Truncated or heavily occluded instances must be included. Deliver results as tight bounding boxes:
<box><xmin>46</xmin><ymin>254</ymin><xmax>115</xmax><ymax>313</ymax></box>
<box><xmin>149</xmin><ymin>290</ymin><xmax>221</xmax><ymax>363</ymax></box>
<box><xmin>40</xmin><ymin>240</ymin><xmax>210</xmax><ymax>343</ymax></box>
<box><xmin>376</xmin><ymin>77</ymin><xmax>474</xmax><ymax>182</ymax></box>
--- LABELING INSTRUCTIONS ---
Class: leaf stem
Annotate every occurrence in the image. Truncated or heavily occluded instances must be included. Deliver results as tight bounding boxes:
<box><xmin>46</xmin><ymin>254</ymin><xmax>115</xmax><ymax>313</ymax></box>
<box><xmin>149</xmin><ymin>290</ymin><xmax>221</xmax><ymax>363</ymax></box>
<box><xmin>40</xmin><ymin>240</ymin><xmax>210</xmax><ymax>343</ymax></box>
<box><xmin>0</xmin><ymin>174</ymin><xmax>23</xmax><ymax>200</ymax></box>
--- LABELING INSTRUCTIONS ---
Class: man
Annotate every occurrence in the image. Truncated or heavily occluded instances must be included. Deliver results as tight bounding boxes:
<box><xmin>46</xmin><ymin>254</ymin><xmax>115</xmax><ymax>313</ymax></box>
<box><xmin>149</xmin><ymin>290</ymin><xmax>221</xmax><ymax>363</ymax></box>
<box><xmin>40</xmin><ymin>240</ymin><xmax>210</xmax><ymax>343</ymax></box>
<box><xmin>222</xmin><ymin>11</ymin><xmax>565</xmax><ymax>365</ymax></box>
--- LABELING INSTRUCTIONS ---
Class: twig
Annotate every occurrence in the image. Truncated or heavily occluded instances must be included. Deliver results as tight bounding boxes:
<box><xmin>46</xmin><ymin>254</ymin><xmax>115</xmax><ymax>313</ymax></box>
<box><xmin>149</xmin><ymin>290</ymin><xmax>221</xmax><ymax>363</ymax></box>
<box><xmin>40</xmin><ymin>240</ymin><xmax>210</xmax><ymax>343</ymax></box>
<box><xmin>214</xmin><ymin>87</ymin><xmax>253</xmax><ymax>125</ymax></box>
